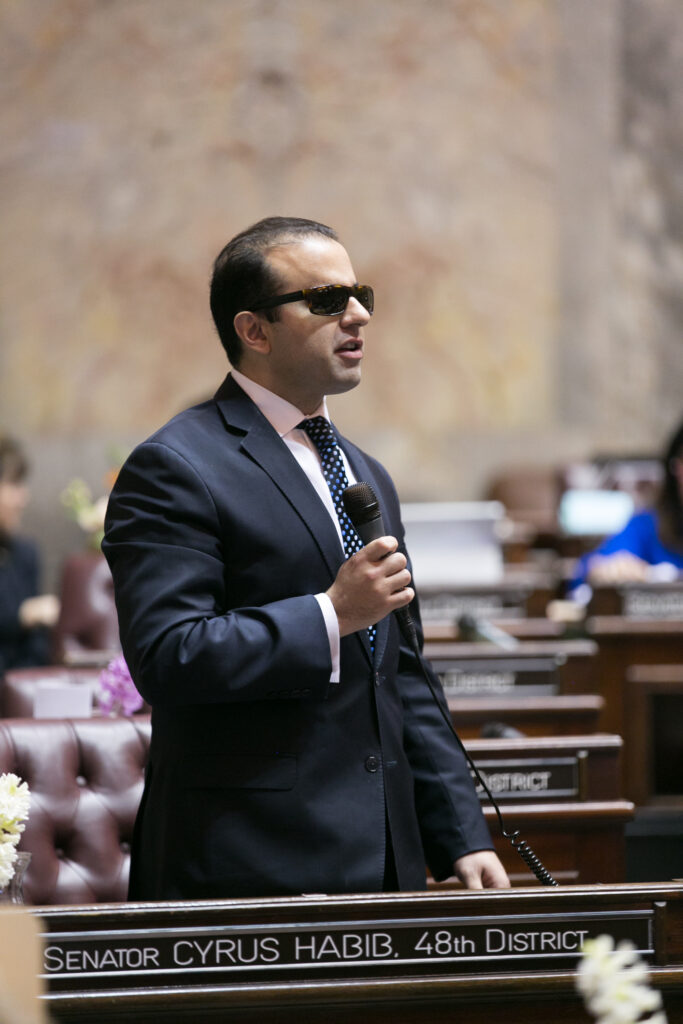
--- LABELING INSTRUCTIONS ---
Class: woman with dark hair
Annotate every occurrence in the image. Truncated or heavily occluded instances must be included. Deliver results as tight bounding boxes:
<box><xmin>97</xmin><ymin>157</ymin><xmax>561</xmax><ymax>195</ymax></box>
<box><xmin>0</xmin><ymin>435</ymin><xmax>60</xmax><ymax>671</ymax></box>
<box><xmin>571</xmin><ymin>418</ymin><xmax>683</xmax><ymax>589</ymax></box>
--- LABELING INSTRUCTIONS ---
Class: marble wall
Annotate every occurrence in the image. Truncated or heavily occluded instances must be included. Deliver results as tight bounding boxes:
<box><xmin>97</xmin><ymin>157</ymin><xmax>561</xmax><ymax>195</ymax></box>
<box><xmin>1</xmin><ymin>0</ymin><xmax>681</xmax><ymax>585</ymax></box>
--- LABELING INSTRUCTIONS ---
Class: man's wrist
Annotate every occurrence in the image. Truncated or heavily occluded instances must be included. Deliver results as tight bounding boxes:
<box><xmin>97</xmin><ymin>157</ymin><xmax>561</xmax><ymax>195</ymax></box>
<box><xmin>314</xmin><ymin>593</ymin><xmax>340</xmax><ymax>683</ymax></box>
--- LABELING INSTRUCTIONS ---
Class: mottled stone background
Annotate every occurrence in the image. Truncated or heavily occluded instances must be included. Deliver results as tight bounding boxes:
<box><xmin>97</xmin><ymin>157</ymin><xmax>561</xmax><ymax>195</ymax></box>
<box><xmin>1</xmin><ymin>0</ymin><xmax>681</xmax><ymax>587</ymax></box>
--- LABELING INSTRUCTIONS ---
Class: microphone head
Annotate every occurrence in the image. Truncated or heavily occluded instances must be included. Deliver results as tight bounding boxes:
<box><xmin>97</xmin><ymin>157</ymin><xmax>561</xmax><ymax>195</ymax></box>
<box><xmin>342</xmin><ymin>482</ymin><xmax>381</xmax><ymax>527</ymax></box>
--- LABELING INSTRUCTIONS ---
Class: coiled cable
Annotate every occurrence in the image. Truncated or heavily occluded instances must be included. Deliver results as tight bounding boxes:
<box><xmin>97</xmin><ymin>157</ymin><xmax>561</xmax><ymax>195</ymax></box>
<box><xmin>403</xmin><ymin>620</ymin><xmax>559</xmax><ymax>887</ymax></box>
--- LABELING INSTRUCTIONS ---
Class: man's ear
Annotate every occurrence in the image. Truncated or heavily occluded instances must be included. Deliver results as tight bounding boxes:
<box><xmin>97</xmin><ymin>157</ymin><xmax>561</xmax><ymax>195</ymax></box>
<box><xmin>233</xmin><ymin>311</ymin><xmax>271</xmax><ymax>355</ymax></box>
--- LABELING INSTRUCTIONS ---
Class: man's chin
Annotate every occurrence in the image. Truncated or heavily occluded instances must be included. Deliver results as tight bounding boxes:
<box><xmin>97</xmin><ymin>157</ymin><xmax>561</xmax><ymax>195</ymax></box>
<box><xmin>327</xmin><ymin>369</ymin><xmax>362</xmax><ymax>396</ymax></box>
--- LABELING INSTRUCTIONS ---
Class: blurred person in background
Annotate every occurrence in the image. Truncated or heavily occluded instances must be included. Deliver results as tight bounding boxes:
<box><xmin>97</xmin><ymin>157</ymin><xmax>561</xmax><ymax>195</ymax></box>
<box><xmin>0</xmin><ymin>435</ymin><xmax>60</xmax><ymax>672</ymax></box>
<box><xmin>571</xmin><ymin>416</ymin><xmax>683</xmax><ymax>591</ymax></box>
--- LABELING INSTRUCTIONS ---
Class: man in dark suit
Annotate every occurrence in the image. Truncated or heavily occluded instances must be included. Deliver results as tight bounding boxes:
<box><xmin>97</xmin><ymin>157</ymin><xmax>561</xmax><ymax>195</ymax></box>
<box><xmin>103</xmin><ymin>216</ymin><xmax>509</xmax><ymax>900</ymax></box>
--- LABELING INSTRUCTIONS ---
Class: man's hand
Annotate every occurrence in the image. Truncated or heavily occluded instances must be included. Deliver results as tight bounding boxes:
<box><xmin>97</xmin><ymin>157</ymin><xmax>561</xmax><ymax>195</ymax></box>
<box><xmin>18</xmin><ymin>594</ymin><xmax>61</xmax><ymax>629</ymax></box>
<box><xmin>326</xmin><ymin>536</ymin><xmax>414</xmax><ymax>637</ymax></box>
<box><xmin>588</xmin><ymin>551</ymin><xmax>649</xmax><ymax>584</ymax></box>
<box><xmin>453</xmin><ymin>850</ymin><xmax>511</xmax><ymax>889</ymax></box>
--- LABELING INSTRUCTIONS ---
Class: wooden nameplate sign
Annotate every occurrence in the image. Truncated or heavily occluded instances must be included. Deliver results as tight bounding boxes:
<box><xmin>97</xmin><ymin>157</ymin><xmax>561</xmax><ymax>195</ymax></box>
<box><xmin>470</xmin><ymin>755</ymin><xmax>581</xmax><ymax>800</ymax></box>
<box><xmin>416</xmin><ymin>579</ymin><xmax>538</xmax><ymax>622</ymax></box>
<box><xmin>31</xmin><ymin>885</ymin><xmax>683</xmax><ymax>1022</ymax></box>
<box><xmin>434</xmin><ymin>656</ymin><xmax>561</xmax><ymax>697</ymax></box>
<box><xmin>590</xmin><ymin>583</ymin><xmax>683</xmax><ymax>619</ymax></box>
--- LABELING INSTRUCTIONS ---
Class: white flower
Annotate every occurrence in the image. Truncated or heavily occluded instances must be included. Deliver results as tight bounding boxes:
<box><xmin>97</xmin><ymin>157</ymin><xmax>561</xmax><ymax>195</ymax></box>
<box><xmin>577</xmin><ymin>935</ymin><xmax>667</xmax><ymax>1023</ymax></box>
<box><xmin>0</xmin><ymin>773</ymin><xmax>30</xmax><ymax>887</ymax></box>
<box><xmin>0</xmin><ymin>839</ymin><xmax>17</xmax><ymax>889</ymax></box>
<box><xmin>76</xmin><ymin>495</ymin><xmax>108</xmax><ymax>533</ymax></box>
<box><xmin>0</xmin><ymin>773</ymin><xmax>30</xmax><ymax>834</ymax></box>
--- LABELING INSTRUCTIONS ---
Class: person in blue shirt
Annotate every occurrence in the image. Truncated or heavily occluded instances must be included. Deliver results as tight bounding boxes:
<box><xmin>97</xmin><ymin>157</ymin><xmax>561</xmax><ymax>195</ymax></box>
<box><xmin>572</xmin><ymin>417</ymin><xmax>683</xmax><ymax>589</ymax></box>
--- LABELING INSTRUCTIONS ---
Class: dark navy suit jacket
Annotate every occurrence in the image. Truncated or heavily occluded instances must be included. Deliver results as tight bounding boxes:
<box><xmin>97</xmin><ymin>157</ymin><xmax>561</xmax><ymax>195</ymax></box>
<box><xmin>103</xmin><ymin>374</ymin><xmax>493</xmax><ymax>900</ymax></box>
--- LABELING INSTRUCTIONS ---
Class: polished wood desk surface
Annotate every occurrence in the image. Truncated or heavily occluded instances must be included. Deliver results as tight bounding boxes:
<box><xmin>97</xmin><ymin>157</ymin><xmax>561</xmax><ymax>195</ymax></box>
<box><xmin>449</xmin><ymin>694</ymin><xmax>604</xmax><ymax>738</ymax></box>
<box><xmin>423</xmin><ymin>617</ymin><xmax>567</xmax><ymax>642</ymax></box>
<box><xmin>425</xmin><ymin>637</ymin><xmax>598</xmax><ymax>660</ymax></box>
<box><xmin>32</xmin><ymin>883</ymin><xmax>683</xmax><ymax>1023</ymax></box>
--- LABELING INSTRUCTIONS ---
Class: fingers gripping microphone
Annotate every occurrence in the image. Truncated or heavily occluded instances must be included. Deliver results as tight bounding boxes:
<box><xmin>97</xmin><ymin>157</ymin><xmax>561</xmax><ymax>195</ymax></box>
<box><xmin>342</xmin><ymin>482</ymin><xmax>418</xmax><ymax>650</ymax></box>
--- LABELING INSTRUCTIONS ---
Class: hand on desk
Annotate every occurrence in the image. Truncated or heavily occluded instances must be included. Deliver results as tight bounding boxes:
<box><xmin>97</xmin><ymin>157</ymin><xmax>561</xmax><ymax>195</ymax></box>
<box><xmin>453</xmin><ymin>850</ymin><xmax>511</xmax><ymax>889</ymax></box>
<box><xmin>587</xmin><ymin>551</ymin><xmax>650</xmax><ymax>585</ymax></box>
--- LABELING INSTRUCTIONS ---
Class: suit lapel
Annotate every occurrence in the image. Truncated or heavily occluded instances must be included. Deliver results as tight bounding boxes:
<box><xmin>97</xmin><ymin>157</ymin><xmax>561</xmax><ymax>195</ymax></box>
<box><xmin>213</xmin><ymin>375</ymin><xmax>344</xmax><ymax>582</ymax></box>
<box><xmin>214</xmin><ymin>375</ymin><xmax>380</xmax><ymax>669</ymax></box>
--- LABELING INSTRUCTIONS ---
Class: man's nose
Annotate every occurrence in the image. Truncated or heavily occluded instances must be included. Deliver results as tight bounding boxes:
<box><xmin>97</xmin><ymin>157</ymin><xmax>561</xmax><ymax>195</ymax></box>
<box><xmin>341</xmin><ymin>296</ymin><xmax>371</xmax><ymax>325</ymax></box>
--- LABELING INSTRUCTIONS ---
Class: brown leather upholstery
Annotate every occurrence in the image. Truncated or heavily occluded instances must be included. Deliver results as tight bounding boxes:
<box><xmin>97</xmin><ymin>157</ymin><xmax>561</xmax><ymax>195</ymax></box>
<box><xmin>1</xmin><ymin>667</ymin><xmax>101</xmax><ymax>717</ymax></box>
<box><xmin>485</xmin><ymin>466</ymin><xmax>564</xmax><ymax>533</ymax></box>
<box><xmin>0</xmin><ymin>716</ymin><xmax>149</xmax><ymax>905</ymax></box>
<box><xmin>52</xmin><ymin>551</ymin><xmax>121</xmax><ymax>664</ymax></box>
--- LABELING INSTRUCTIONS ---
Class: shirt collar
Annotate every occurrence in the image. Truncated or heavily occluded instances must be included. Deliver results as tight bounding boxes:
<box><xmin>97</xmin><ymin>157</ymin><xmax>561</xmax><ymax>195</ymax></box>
<box><xmin>230</xmin><ymin>369</ymin><xmax>329</xmax><ymax>437</ymax></box>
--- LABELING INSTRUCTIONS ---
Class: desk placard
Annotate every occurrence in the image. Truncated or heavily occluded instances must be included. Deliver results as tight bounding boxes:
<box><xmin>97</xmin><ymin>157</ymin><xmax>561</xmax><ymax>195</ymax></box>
<box><xmin>471</xmin><ymin>756</ymin><xmax>579</xmax><ymax>800</ymax></box>
<box><xmin>435</xmin><ymin>657</ymin><xmax>560</xmax><ymax>697</ymax></box>
<box><xmin>41</xmin><ymin>909</ymin><xmax>653</xmax><ymax>990</ymax></box>
<box><xmin>419</xmin><ymin>592</ymin><xmax>517</xmax><ymax>621</ymax></box>
<box><xmin>622</xmin><ymin>587</ymin><xmax>683</xmax><ymax>620</ymax></box>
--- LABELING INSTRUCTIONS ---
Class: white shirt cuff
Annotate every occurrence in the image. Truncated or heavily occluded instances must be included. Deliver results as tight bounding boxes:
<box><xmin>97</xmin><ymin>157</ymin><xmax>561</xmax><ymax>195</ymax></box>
<box><xmin>314</xmin><ymin>592</ymin><xmax>340</xmax><ymax>683</ymax></box>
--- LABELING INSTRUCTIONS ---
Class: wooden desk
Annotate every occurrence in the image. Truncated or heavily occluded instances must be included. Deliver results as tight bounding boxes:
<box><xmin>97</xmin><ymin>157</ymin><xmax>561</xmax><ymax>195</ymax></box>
<box><xmin>626</xmin><ymin>665</ymin><xmax>683</xmax><ymax>806</ymax></box>
<box><xmin>449</xmin><ymin>694</ymin><xmax>604</xmax><ymax>739</ymax></box>
<box><xmin>462</xmin><ymin>735</ymin><xmax>632</xmax><ymax>886</ymax></box>
<box><xmin>428</xmin><ymin>638</ymin><xmax>602</xmax><ymax>739</ymax></box>
<box><xmin>423</xmin><ymin>617</ymin><xmax>567</xmax><ymax>643</ymax></box>
<box><xmin>32</xmin><ymin>884</ymin><xmax>683</xmax><ymax>1022</ymax></box>
<box><xmin>590</xmin><ymin>583</ymin><xmax>683</xmax><ymax>620</ymax></box>
<box><xmin>417</xmin><ymin>568</ymin><xmax>558</xmax><ymax>624</ymax></box>
<box><xmin>425</xmin><ymin>639</ymin><xmax>599</xmax><ymax>696</ymax></box>
<box><xmin>465</xmin><ymin>734</ymin><xmax>624</xmax><ymax>802</ymax></box>
<box><xmin>586</xmin><ymin>616</ymin><xmax>683</xmax><ymax>734</ymax></box>
<box><xmin>584</xmin><ymin>617</ymin><xmax>683</xmax><ymax>801</ymax></box>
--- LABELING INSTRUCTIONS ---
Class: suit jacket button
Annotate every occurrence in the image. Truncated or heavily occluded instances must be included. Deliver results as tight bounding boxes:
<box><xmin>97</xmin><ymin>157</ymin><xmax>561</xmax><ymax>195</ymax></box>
<box><xmin>365</xmin><ymin>756</ymin><xmax>380</xmax><ymax>773</ymax></box>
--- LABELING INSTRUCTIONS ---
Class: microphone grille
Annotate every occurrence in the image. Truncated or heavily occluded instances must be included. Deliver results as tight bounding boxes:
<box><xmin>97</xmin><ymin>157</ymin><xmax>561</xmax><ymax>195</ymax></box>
<box><xmin>342</xmin><ymin>481</ymin><xmax>380</xmax><ymax>526</ymax></box>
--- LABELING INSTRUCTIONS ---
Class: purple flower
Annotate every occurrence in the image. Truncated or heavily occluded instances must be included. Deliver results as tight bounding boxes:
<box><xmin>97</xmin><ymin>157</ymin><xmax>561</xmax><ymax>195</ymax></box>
<box><xmin>98</xmin><ymin>654</ymin><xmax>144</xmax><ymax>716</ymax></box>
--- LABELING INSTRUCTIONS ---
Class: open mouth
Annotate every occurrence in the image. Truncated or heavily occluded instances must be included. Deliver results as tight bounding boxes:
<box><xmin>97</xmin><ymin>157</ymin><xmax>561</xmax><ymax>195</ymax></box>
<box><xmin>336</xmin><ymin>340</ymin><xmax>363</xmax><ymax>354</ymax></box>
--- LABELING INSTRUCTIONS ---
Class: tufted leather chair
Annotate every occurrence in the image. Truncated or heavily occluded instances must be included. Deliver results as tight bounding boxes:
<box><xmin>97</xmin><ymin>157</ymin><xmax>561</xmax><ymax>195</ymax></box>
<box><xmin>0</xmin><ymin>716</ymin><xmax>150</xmax><ymax>905</ymax></box>
<box><xmin>51</xmin><ymin>551</ymin><xmax>121</xmax><ymax>665</ymax></box>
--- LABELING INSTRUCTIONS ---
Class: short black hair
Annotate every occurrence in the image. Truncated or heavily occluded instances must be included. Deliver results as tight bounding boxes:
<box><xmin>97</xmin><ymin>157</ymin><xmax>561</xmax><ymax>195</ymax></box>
<box><xmin>209</xmin><ymin>216</ymin><xmax>339</xmax><ymax>365</ymax></box>
<box><xmin>657</xmin><ymin>415</ymin><xmax>683</xmax><ymax>551</ymax></box>
<box><xmin>0</xmin><ymin>435</ymin><xmax>29</xmax><ymax>483</ymax></box>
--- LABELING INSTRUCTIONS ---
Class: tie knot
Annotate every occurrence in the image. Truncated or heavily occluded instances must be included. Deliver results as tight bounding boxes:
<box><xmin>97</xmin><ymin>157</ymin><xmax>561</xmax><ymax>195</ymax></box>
<box><xmin>298</xmin><ymin>416</ymin><xmax>338</xmax><ymax>452</ymax></box>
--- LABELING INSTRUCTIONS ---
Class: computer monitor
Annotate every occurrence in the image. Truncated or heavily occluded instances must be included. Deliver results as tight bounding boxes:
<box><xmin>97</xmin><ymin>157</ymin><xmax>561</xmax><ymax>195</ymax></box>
<box><xmin>558</xmin><ymin>489</ymin><xmax>634</xmax><ymax>537</ymax></box>
<box><xmin>400</xmin><ymin>501</ymin><xmax>505</xmax><ymax>587</ymax></box>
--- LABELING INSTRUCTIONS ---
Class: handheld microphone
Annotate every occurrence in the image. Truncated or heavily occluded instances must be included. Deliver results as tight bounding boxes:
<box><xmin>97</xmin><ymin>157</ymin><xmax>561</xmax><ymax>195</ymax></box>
<box><xmin>342</xmin><ymin>482</ymin><xmax>418</xmax><ymax>649</ymax></box>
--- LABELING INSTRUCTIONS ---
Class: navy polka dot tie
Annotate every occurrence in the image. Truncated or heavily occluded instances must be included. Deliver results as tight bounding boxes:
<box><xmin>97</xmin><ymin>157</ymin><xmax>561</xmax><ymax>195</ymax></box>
<box><xmin>299</xmin><ymin>416</ymin><xmax>376</xmax><ymax>652</ymax></box>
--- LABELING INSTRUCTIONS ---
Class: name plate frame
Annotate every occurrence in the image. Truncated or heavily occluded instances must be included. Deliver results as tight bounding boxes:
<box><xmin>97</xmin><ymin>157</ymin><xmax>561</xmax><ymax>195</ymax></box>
<box><xmin>471</xmin><ymin>755</ymin><xmax>581</xmax><ymax>800</ymax></box>
<box><xmin>33</xmin><ymin>883</ymin><xmax>682</xmax><ymax>998</ymax></box>
<box><xmin>41</xmin><ymin>909</ymin><xmax>653</xmax><ymax>988</ymax></box>
<box><xmin>435</xmin><ymin>656</ymin><xmax>561</xmax><ymax>697</ymax></box>
<box><xmin>621</xmin><ymin>586</ymin><xmax>683</xmax><ymax>620</ymax></box>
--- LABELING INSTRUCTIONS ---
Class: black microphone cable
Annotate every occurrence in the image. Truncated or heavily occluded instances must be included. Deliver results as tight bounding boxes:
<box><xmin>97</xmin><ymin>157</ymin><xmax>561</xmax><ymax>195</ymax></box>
<box><xmin>343</xmin><ymin>481</ymin><xmax>559</xmax><ymax>888</ymax></box>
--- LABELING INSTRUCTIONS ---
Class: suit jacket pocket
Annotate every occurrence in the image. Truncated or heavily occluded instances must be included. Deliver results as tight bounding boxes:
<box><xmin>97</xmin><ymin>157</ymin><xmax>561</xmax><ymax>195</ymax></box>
<box><xmin>181</xmin><ymin>752</ymin><xmax>297</xmax><ymax>791</ymax></box>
